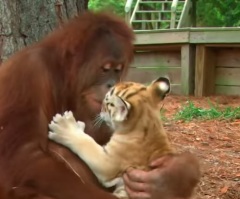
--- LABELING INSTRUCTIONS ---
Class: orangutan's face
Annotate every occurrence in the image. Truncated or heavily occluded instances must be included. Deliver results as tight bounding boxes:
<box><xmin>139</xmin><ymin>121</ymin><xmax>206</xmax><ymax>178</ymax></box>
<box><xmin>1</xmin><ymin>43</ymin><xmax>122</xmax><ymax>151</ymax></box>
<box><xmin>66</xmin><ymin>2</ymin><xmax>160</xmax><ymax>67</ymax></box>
<box><xmin>81</xmin><ymin>30</ymin><xmax>132</xmax><ymax>113</ymax></box>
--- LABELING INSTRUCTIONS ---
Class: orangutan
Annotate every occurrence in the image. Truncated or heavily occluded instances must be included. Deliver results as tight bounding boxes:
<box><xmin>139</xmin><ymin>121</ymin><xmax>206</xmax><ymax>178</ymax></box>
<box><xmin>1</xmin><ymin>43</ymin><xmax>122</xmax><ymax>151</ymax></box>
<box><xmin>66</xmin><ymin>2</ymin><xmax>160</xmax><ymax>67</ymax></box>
<box><xmin>0</xmin><ymin>11</ymin><xmax>200</xmax><ymax>199</ymax></box>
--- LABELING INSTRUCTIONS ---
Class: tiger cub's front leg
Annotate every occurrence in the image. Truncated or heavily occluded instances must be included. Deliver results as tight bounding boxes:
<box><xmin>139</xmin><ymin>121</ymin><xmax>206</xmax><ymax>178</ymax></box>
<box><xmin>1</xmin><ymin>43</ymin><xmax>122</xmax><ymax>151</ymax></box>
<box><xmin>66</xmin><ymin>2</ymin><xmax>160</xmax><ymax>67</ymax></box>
<box><xmin>48</xmin><ymin>111</ymin><xmax>120</xmax><ymax>188</ymax></box>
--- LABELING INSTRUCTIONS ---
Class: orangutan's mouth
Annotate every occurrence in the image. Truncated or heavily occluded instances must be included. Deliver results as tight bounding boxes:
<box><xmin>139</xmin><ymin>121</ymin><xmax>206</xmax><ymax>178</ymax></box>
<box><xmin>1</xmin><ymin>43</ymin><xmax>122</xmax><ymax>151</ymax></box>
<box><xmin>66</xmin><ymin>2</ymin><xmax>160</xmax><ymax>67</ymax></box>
<box><xmin>94</xmin><ymin>100</ymin><xmax>102</xmax><ymax>107</ymax></box>
<box><xmin>90</xmin><ymin>97</ymin><xmax>103</xmax><ymax>110</ymax></box>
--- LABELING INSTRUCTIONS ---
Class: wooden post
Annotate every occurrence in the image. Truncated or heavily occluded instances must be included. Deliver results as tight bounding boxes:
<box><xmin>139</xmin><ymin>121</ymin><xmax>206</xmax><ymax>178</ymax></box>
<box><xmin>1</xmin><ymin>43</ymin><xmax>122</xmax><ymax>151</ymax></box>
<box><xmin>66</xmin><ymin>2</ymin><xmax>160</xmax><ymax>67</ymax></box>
<box><xmin>195</xmin><ymin>45</ymin><xmax>216</xmax><ymax>97</ymax></box>
<box><xmin>181</xmin><ymin>44</ymin><xmax>195</xmax><ymax>95</ymax></box>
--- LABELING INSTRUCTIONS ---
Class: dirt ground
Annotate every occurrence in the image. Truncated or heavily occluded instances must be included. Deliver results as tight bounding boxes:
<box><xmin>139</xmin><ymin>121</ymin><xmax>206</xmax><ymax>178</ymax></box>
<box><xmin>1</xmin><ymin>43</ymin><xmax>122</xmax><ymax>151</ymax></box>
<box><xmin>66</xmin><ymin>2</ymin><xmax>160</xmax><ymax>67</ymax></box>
<box><xmin>162</xmin><ymin>95</ymin><xmax>240</xmax><ymax>199</ymax></box>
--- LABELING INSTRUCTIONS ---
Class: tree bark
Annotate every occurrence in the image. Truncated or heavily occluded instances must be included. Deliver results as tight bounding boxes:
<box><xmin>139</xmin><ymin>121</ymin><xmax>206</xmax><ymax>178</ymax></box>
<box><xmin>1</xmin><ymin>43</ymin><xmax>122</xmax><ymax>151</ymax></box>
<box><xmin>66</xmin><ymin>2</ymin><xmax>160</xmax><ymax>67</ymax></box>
<box><xmin>0</xmin><ymin>0</ymin><xmax>88</xmax><ymax>64</ymax></box>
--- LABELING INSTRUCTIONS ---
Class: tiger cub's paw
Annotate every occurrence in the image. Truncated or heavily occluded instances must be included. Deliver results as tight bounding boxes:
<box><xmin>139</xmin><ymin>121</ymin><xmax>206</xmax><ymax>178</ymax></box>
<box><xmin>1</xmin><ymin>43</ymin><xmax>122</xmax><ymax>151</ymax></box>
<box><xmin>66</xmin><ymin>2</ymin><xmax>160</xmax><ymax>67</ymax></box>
<box><xmin>48</xmin><ymin>111</ymin><xmax>86</xmax><ymax>146</ymax></box>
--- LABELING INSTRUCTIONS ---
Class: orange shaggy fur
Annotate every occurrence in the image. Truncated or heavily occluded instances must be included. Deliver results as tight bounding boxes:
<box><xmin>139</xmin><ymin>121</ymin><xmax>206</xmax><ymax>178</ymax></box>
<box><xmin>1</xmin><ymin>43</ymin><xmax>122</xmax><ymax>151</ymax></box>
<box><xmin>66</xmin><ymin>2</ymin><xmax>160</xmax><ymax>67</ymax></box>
<box><xmin>0</xmin><ymin>11</ymin><xmax>134</xmax><ymax>199</ymax></box>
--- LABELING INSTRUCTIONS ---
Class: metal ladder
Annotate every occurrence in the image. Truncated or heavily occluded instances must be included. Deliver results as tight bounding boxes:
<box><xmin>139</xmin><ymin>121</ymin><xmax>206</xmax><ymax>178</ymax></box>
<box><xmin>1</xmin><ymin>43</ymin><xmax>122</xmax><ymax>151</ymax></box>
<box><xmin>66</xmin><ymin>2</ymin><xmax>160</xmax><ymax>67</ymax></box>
<box><xmin>125</xmin><ymin>0</ymin><xmax>191</xmax><ymax>31</ymax></box>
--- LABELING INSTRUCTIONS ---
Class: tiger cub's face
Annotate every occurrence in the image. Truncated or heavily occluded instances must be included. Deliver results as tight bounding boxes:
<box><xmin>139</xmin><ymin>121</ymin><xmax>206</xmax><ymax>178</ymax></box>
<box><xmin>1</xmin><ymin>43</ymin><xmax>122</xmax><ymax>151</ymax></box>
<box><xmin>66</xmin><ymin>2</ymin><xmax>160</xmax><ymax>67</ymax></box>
<box><xmin>100</xmin><ymin>77</ymin><xmax>170</xmax><ymax>130</ymax></box>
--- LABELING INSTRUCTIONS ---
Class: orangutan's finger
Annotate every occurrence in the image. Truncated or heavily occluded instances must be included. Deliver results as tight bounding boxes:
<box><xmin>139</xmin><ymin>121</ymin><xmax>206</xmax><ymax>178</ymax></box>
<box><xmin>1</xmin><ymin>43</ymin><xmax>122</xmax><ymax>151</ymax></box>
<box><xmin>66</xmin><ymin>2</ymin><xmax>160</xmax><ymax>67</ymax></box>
<box><xmin>124</xmin><ymin>169</ymin><xmax>149</xmax><ymax>183</ymax></box>
<box><xmin>123</xmin><ymin>173</ymin><xmax>150</xmax><ymax>192</ymax></box>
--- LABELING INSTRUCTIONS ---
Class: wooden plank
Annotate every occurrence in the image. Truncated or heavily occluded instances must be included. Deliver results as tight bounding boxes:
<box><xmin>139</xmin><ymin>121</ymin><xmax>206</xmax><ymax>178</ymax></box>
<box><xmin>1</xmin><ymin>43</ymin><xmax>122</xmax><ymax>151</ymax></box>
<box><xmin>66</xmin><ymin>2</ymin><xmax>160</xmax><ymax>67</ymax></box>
<box><xmin>125</xmin><ymin>67</ymin><xmax>181</xmax><ymax>84</ymax></box>
<box><xmin>190</xmin><ymin>30</ymin><xmax>240</xmax><ymax>44</ymax></box>
<box><xmin>125</xmin><ymin>68</ymin><xmax>181</xmax><ymax>95</ymax></box>
<box><xmin>181</xmin><ymin>44</ymin><xmax>195</xmax><ymax>95</ymax></box>
<box><xmin>205</xmin><ymin>44</ymin><xmax>240</xmax><ymax>48</ymax></box>
<box><xmin>134</xmin><ymin>28</ymin><xmax>240</xmax><ymax>45</ymax></box>
<box><xmin>170</xmin><ymin>84</ymin><xmax>181</xmax><ymax>95</ymax></box>
<box><xmin>204</xmin><ymin>47</ymin><xmax>216</xmax><ymax>95</ymax></box>
<box><xmin>134</xmin><ymin>44</ymin><xmax>182</xmax><ymax>51</ymax></box>
<box><xmin>134</xmin><ymin>31</ymin><xmax>189</xmax><ymax>45</ymax></box>
<box><xmin>135</xmin><ymin>27</ymin><xmax>240</xmax><ymax>34</ymax></box>
<box><xmin>215</xmin><ymin>68</ymin><xmax>240</xmax><ymax>86</ymax></box>
<box><xmin>131</xmin><ymin>51</ymin><xmax>181</xmax><ymax>68</ymax></box>
<box><xmin>195</xmin><ymin>45</ymin><xmax>216</xmax><ymax>97</ymax></box>
<box><xmin>195</xmin><ymin>45</ymin><xmax>205</xmax><ymax>96</ymax></box>
<box><xmin>190</xmin><ymin>27</ymin><xmax>240</xmax><ymax>31</ymax></box>
<box><xmin>215</xmin><ymin>48</ymin><xmax>240</xmax><ymax>67</ymax></box>
<box><xmin>215</xmin><ymin>86</ymin><xmax>240</xmax><ymax>96</ymax></box>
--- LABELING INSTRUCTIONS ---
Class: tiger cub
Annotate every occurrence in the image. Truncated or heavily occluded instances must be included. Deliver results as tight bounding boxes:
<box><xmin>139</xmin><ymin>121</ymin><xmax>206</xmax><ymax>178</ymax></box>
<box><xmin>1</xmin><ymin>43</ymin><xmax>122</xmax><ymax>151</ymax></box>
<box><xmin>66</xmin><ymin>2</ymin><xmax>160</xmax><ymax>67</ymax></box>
<box><xmin>48</xmin><ymin>77</ymin><xmax>175</xmax><ymax>199</ymax></box>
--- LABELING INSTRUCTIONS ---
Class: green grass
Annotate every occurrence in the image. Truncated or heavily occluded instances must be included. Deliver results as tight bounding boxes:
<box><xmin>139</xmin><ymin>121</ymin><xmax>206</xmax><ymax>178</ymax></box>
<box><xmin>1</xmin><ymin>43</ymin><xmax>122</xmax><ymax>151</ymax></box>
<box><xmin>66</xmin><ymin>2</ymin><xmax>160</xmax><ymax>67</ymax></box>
<box><xmin>173</xmin><ymin>101</ymin><xmax>240</xmax><ymax>122</ymax></box>
<box><xmin>160</xmin><ymin>107</ymin><xmax>167</xmax><ymax>121</ymax></box>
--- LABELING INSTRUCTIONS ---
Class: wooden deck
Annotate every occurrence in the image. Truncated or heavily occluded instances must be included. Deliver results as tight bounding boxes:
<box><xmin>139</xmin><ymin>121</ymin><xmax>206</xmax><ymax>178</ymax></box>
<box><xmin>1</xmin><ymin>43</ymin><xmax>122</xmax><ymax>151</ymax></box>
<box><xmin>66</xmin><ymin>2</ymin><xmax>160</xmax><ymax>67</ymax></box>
<box><xmin>125</xmin><ymin>28</ymin><xmax>240</xmax><ymax>96</ymax></box>
<box><xmin>134</xmin><ymin>27</ymin><xmax>240</xmax><ymax>44</ymax></box>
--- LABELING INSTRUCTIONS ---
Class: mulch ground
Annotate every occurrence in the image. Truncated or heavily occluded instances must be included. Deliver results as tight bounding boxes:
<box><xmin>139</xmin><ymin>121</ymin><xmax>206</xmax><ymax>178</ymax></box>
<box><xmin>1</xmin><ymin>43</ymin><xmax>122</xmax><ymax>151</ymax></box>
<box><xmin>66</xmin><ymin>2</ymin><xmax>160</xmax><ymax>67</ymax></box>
<box><xmin>162</xmin><ymin>95</ymin><xmax>240</xmax><ymax>199</ymax></box>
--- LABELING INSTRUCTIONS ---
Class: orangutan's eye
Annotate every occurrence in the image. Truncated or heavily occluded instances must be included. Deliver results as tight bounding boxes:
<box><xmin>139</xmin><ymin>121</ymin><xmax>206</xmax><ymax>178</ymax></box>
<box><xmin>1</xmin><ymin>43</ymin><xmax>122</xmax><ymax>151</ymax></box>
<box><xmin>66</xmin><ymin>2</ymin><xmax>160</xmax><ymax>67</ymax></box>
<box><xmin>102</xmin><ymin>63</ymin><xmax>111</xmax><ymax>72</ymax></box>
<box><xmin>115</xmin><ymin>64</ymin><xmax>123</xmax><ymax>72</ymax></box>
<box><xmin>102</xmin><ymin>68</ymin><xmax>109</xmax><ymax>72</ymax></box>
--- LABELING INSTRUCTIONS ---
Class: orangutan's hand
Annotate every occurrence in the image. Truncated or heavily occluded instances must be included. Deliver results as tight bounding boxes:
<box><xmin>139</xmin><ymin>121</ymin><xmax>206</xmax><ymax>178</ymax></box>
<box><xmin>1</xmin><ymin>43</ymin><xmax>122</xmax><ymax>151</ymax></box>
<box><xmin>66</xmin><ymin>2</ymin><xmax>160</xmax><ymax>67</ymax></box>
<box><xmin>123</xmin><ymin>152</ymin><xmax>200</xmax><ymax>199</ymax></box>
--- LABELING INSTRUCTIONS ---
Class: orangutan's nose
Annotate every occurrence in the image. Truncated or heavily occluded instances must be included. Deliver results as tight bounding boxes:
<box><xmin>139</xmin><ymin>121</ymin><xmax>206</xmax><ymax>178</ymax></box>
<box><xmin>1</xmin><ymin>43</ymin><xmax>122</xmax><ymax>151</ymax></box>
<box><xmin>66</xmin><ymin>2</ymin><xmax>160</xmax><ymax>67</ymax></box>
<box><xmin>106</xmin><ymin>79</ymin><xmax>116</xmax><ymax>89</ymax></box>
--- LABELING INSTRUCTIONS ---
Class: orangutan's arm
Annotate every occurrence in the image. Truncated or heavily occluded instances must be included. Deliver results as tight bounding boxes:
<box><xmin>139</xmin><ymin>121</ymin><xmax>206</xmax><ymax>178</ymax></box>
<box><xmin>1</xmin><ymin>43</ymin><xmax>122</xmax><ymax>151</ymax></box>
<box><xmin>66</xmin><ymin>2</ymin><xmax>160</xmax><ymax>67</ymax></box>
<box><xmin>9</xmin><ymin>145</ymin><xmax>118</xmax><ymax>199</ymax></box>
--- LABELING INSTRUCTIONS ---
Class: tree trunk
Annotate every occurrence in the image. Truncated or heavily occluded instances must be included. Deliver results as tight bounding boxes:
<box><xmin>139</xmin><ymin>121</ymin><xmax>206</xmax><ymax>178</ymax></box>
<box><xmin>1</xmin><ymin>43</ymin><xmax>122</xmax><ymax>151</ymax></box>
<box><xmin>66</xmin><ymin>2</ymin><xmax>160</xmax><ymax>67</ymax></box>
<box><xmin>0</xmin><ymin>0</ymin><xmax>88</xmax><ymax>64</ymax></box>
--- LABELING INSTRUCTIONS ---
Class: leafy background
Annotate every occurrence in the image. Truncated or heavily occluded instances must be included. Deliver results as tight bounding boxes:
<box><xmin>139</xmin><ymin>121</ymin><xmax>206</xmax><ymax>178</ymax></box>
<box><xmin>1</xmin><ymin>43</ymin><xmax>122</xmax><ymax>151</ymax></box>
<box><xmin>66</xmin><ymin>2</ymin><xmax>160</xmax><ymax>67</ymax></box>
<box><xmin>88</xmin><ymin>0</ymin><xmax>240</xmax><ymax>27</ymax></box>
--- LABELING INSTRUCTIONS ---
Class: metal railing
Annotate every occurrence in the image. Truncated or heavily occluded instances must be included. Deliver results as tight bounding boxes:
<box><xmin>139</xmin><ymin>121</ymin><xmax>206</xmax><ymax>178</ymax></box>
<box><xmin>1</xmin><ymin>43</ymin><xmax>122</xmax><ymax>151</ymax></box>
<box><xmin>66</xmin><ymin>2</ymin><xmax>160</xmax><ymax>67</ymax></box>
<box><xmin>125</xmin><ymin>0</ymin><xmax>192</xmax><ymax>30</ymax></box>
<box><xmin>125</xmin><ymin>0</ymin><xmax>134</xmax><ymax>23</ymax></box>
<box><xmin>177</xmin><ymin>0</ymin><xmax>192</xmax><ymax>28</ymax></box>
<box><xmin>170</xmin><ymin>0</ymin><xmax>179</xmax><ymax>29</ymax></box>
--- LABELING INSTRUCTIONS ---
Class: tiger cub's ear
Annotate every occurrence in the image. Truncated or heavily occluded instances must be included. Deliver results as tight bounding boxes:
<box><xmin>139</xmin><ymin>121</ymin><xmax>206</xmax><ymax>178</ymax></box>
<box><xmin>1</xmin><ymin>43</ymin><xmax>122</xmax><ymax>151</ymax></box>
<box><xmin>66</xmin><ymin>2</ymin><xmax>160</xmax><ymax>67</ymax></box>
<box><xmin>113</xmin><ymin>96</ymin><xmax>131</xmax><ymax>122</ymax></box>
<box><xmin>148</xmin><ymin>76</ymin><xmax>171</xmax><ymax>103</ymax></box>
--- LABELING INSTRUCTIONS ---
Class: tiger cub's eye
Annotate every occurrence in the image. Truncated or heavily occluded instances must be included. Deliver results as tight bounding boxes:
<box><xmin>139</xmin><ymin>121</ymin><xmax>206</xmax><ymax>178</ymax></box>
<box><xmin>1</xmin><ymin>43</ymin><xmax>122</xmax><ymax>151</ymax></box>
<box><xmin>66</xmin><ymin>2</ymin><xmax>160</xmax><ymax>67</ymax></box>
<box><xmin>108</xmin><ymin>103</ymin><xmax>114</xmax><ymax>107</ymax></box>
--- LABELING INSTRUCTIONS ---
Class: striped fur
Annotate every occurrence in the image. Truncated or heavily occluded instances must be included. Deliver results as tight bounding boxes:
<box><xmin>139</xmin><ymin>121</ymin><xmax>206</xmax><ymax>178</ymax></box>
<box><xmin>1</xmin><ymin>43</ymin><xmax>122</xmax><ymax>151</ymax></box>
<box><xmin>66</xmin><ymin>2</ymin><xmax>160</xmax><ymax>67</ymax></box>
<box><xmin>100</xmin><ymin>78</ymin><xmax>173</xmax><ymax>137</ymax></box>
<box><xmin>49</xmin><ymin>77</ymin><xmax>176</xmax><ymax>199</ymax></box>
